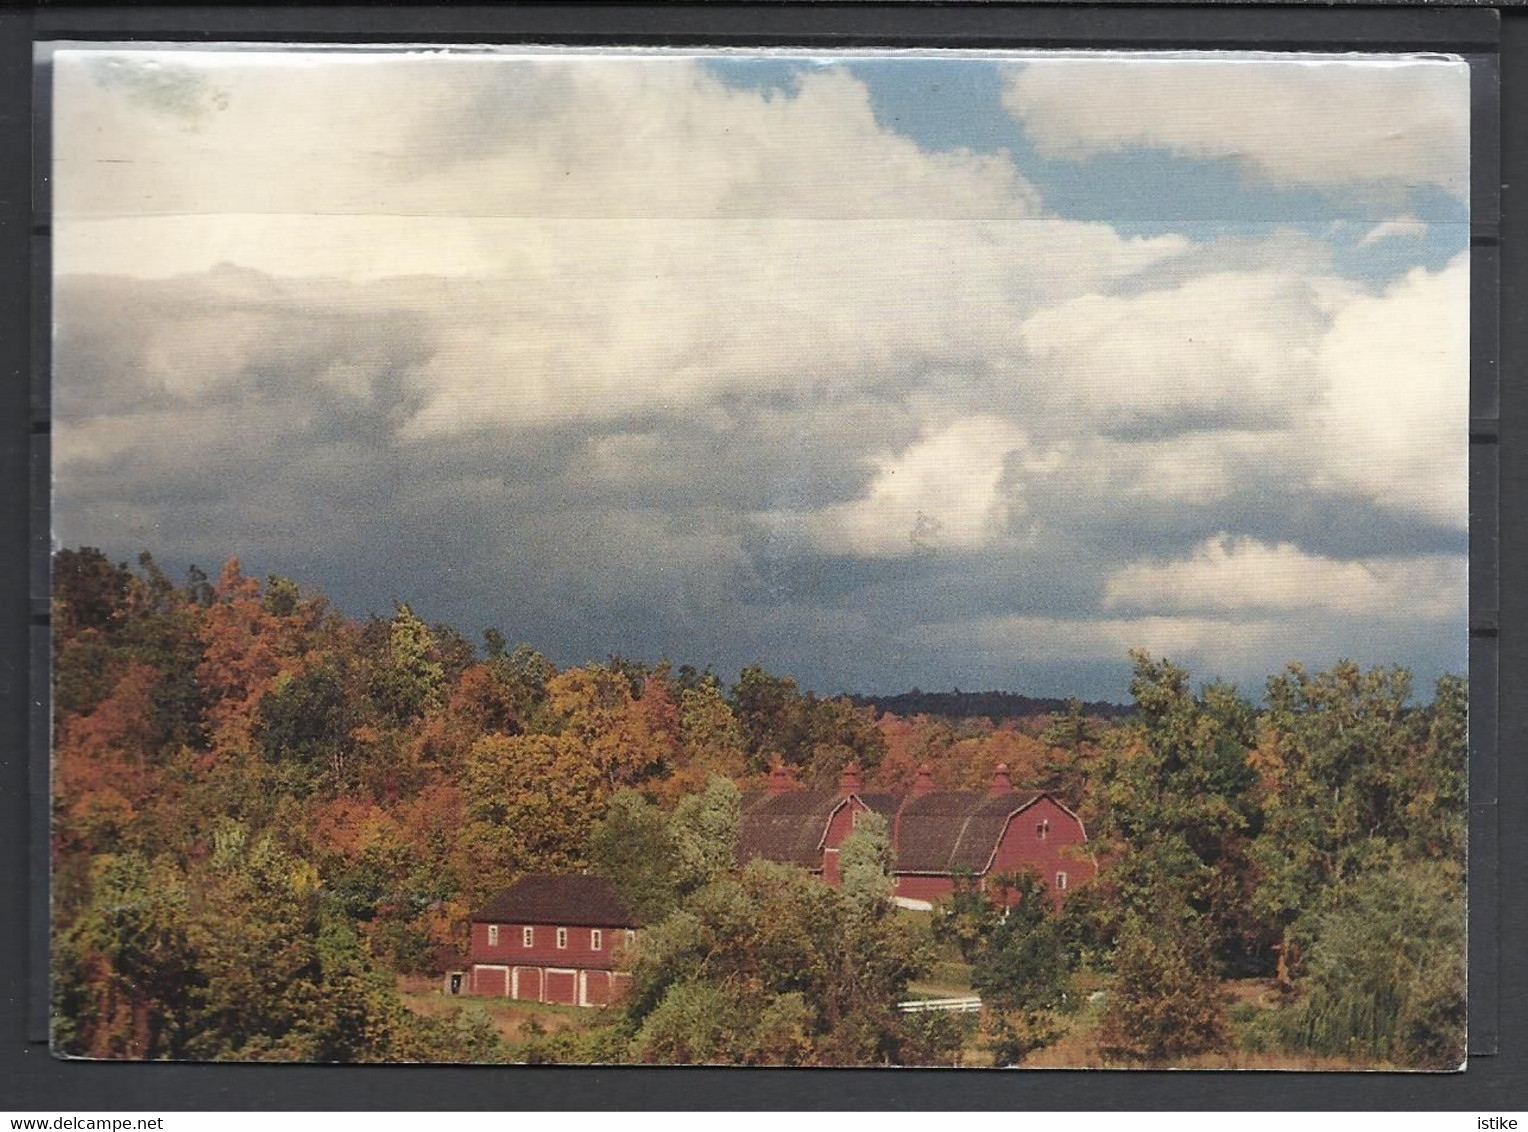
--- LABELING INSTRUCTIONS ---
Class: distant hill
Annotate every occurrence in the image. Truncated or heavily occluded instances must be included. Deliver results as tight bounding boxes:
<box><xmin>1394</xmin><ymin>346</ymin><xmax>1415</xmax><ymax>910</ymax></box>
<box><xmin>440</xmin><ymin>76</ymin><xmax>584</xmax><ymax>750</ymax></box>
<box><xmin>847</xmin><ymin>689</ymin><xmax>1134</xmax><ymax>723</ymax></box>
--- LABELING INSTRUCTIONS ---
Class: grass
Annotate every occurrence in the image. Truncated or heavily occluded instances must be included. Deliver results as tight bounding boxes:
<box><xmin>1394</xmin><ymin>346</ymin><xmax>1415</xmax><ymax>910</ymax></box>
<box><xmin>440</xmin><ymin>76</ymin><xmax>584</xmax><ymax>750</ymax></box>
<box><xmin>397</xmin><ymin>975</ymin><xmax>601</xmax><ymax>1044</ymax></box>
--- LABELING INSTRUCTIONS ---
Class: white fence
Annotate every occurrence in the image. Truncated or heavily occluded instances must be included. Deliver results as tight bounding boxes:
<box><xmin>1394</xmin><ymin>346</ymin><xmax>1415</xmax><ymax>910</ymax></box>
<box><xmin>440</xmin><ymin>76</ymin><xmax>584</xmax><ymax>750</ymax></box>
<box><xmin>896</xmin><ymin>996</ymin><xmax>982</xmax><ymax>1014</ymax></box>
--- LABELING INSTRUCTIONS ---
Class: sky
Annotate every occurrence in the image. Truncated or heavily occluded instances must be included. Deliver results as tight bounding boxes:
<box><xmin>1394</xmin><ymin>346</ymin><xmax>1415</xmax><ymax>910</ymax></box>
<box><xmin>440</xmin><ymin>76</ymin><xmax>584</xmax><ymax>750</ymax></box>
<box><xmin>48</xmin><ymin>47</ymin><xmax>1471</xmax><ymax>700</ymax></box>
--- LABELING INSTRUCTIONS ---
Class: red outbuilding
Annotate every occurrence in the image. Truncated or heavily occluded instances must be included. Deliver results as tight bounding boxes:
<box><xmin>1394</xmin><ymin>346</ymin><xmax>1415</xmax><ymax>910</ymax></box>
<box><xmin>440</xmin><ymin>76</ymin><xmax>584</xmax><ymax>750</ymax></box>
<box><xmin>468</xmin><ymin>874</ymin><xmax>639</xmax><ymax>1007</ymax></box>
<box><xmin>739</xmin><ymin>762</ymin><xmax>1095</xmax><ymax>909</ymax></box>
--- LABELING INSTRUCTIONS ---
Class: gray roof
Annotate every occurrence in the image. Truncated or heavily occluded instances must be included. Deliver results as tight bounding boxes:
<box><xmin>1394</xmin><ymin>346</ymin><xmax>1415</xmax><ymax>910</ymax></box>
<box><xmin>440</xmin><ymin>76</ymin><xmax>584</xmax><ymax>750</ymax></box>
<box><xmin>893</xmin><ymin>792</ymin><xmax>1027</xmax><ymax>873</ymax></box>
<box><xmin>737</xmin><ymin>790</ymin><xmax>842</xmax><ymax>867</ymax></box>
<box><xmin>736</xmin><ymin>789</ymin><xmax>1056</xmax><ymax>875</ymax></box>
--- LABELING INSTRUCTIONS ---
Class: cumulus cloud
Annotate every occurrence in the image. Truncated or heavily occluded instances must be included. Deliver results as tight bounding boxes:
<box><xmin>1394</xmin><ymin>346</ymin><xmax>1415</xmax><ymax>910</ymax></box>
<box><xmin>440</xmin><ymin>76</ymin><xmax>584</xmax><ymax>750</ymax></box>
<box><xmin>1314</xmin><ymin>254</ymin><xmax>1469</xmax><ymax>528</ymax></box>
<box><xmin>1012</xmin><ymin>252</ymin><xmax>1468</xmax><ymax>534</ymax></box>
<box><xmin>1002</xmin><ymin>54</ymin><xmax>1470</xmax><ymax>197</ymax></box>
<box><xmin>49</xmin><ymin>49</ymin><xmax>1471</xmax><ymax>697</ymax></box>
<box><xmin>758</xmin><ymin>416</ymin><xmax>1031</xmax><ymax>557</ymax></box>
<box><xmin>55</xmin><ymin>52</ymin><xmax>1190</xmax><ymax>437</ymax></box>
<box><xmin>1102</xmin><ymin>534</ymin><xmax>1465</xmax><ymax>620</ymax></box>
<box><xmin>1019</xmin><ymin>268</ymin><xmax>1352</xmax><ymax>435</ymax></box>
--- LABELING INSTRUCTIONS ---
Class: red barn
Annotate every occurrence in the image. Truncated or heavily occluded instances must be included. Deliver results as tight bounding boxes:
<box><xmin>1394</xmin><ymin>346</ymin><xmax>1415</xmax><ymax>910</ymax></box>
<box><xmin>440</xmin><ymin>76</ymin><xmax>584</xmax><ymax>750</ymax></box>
<box><xmin>468</xmin><ymin>874</ymin><xmax>639</xmax><ymax>1007</ymax></box>
<box><xmin>739</xmin><ymin>762</ymin><xmax>1095</xmax><ymax>909</ymax></box>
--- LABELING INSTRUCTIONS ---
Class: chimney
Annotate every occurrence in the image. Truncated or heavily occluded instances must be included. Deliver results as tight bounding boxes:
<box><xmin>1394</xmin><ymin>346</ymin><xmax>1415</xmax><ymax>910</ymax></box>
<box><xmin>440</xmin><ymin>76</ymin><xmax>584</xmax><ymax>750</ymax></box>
<box><xmin>990</xmin><ymin>762</ymin><xmax>1014</xmax><ymax>797</ymax></box>
<box><xmin>768</xmin><ymin>762</ymin><xmax>794</xmax><ymax>796</ymax></box>
<box><xmin>911</xmin><ymin>763</ymin><xmax>935</xmax><ymax>797</ymax></box>
<box><xmin>839</xmin><ymin>761</ymin><xmax>862</xmax><ymax>796</ymax></box>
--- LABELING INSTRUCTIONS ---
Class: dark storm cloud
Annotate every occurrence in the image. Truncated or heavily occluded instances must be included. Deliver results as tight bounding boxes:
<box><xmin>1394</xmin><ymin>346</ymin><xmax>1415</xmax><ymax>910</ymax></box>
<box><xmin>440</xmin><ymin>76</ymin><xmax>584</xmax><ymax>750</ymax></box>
<box><xmin>53</xmin><ymin>257</ymin><xmax>1469</xmax><ymax>699</ymax></box>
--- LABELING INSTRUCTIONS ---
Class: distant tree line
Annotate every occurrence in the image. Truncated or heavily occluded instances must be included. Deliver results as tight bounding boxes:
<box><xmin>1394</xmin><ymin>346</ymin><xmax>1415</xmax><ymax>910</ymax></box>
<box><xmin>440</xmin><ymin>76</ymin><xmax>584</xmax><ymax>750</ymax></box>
<box><xmin>849</xmin><ymin>689</ymin><xmax>1134</xmax><ymax>724</ymax></box>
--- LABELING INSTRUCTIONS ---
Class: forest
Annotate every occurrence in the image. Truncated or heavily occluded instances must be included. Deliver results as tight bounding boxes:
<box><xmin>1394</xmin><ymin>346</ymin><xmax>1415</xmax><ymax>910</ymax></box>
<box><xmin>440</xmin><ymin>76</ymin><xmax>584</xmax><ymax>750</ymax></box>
<box><xmin>50</xmin><ymin>548</ymin><xmax>1467</xmax><ymax>1068</ymax></box>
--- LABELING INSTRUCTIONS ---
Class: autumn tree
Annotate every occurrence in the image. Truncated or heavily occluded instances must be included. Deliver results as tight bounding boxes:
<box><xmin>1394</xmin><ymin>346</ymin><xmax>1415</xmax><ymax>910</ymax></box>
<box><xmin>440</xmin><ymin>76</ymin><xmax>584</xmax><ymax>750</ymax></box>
<box><xmin>547</xmin><ymin>664</ymin><xmax>677</xmax><ymax>790</ymax></box>
<box><xmin>198</xmin><ymin>556</ymin><xmax>323</xmax><ymax>751</ymax></box>
<box><xmin>53</xmin><ymin>661</ymin><xmax>165</xmax><ymax>858</ymax></box>
<box><xmin>462</xmin><ymin>732</ymin><xmax>602</xmax><ymax>883</ymax></box>
<box><xmin>1097</xmin><ymin>900</ymin><xmax>1229</xmax><ymax>1065</ymax></box>
<box><xmin>661</xmin><ymin>676</ymin><xmax>746</xmax><ymax>801</ymax></box>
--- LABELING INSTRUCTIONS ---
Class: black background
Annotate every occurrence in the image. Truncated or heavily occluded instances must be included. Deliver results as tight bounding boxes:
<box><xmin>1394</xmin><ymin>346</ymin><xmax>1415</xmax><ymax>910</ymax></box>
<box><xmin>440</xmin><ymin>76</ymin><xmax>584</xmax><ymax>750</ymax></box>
<box><xmin>2</xmin><ymin>2</ymin><xmax>1523</xmax><ymax>1111</ymax></box>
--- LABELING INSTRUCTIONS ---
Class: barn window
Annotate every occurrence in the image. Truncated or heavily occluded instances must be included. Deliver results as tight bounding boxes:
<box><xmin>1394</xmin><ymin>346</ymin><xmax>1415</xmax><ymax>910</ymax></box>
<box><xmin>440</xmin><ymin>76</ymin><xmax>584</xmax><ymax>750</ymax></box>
<box><xmin>590</xmin><ymin>929</ymin><xmax>603</xmax><ymax>951</ymax></box>
<box><xmin>1055</xmin><ymin>871</ymin><xmax>1068</xmax><ymax>891</ymax></box>
<box><xmin>556</xmin><ymin>927</ymin><xmax>568</xmax><ymax>950</ymax></box>
<box><xmin>522</xmin><ymin>927</ymin><xmax>534</xmax><ymax>948</ymax></box>
<box><xmin>487</xmin><ymin>924</ymin><xmax>499</xmax><ymax>947</ymax></box>
<box><xmin>1036</xmin><ymin>819</ymin><xmax>1049</xmax><ymax>840</ymax></box>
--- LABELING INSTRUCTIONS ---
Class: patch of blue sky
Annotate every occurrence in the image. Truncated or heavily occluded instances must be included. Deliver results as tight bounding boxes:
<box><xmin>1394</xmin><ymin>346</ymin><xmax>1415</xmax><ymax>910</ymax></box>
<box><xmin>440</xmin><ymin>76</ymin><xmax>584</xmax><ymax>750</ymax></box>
<box><xmin>701</xmin><ymin>54</ymin><xmax>829</xmax><ymax>98</ymax></box>
<box><xmin>1326</xmin><ymin>216</ymin><xmax>1468</xmax><ymax>285</ymax></box>
<box><xmin>702</xmin><ymin>55</ymin><xmax>1465</xmax><ymax>286</ymax></box>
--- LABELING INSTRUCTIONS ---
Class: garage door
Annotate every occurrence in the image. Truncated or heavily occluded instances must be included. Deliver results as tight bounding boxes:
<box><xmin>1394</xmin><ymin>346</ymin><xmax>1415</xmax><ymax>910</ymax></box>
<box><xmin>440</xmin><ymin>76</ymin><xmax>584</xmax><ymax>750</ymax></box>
<box><xmin>473</xmin><ymin>965</ymin><xmax>509</xmax><ymax>997</ymax></box>
<box><xmin>544</xmin><ymin>969</ymin><xmax>577</xmax><ymax>1006</ymax></box>
<box><xmin>512</xmin><ymin>966</ymin><xmax>542</xmax><ymax>1002</ymax></box>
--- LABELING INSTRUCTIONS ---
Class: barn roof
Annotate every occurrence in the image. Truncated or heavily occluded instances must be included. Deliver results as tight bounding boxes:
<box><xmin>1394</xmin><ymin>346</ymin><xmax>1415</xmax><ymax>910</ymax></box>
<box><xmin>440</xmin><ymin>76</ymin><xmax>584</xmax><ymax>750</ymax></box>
<box><xmin>737</xmin><ymin>790</ymin><xmax>841</xmax><ymax>867</ymax></box>
<box><xmin>853</xmin><ymin>792</ymin><xmax>904</xmax><ymax>820</ymax></box>
<box><xmin>472</xmin><ymin>874</ymin><xmax>639</xmax><ymax>928</ymax></box>
<box><xmin>737</xmin><ymin>786</ymin><xmax>1074</xmax><ymax>876</ymax></box>
<box><xmin>893</xmin><ymin>792</ymin><xmax>1032</xmax><ymax>873</ymax></box>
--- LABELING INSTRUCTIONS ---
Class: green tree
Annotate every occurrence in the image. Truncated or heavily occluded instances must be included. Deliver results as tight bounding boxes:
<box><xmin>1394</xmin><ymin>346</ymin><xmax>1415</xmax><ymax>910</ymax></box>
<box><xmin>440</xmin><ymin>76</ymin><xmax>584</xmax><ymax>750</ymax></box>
<box><xmin>255</xmin><ymin>661</ymin><xmax>355</xmax><ymax>789</ymax></box>
<box><xmin>970</xmin><ymin>871</ymin><xmax>1072</xmax><ymax>1065</ymax></box>
<box><xmin>53</xmin><ymin>547</ymin><xmax>133</xmax><ymax>637</ymax></box>
<box><xmin>1086</xmin><ymin>652</ymin><xmax>1261</xmax><ymax>971</ymax></box>
<box><xmin>1250</xmin><ymin>661</ymin><xmax>1427</xmax><ymax>970</ymax></box>
<box><xmin>53</xmin><ymin>852</ymin><xmax>198</xmax><ymax>1059</ymax></box>
<box><xmin>589</xmin><ymin>790</ymin><xmax>680</xmax><ymax>923</ymax></box>
<box><xmin>624</xmin><ymin>859</ymin><xmax>934</xmax><ymax>1066</ymax></box>
<box><xmin>1036</xmin><ymin>696</ymin><xmax>1099</xmax><ymax>801</ymax></box>
<box><xmin>1284</xmin><ymin>860</ymin><xmax>1464</xmax><ymax>1068</ymax></box>
<box><xmin>184</xmin><ymin>824</ymin><xmax>422</xmax><ymax>1062</ymax></box>
<box><xmin>1404</xmin><ymin>673</ymin><xmax>1468</xmax><ymax>865</ymax></box>
<box><xmin>930</xmin><ymin>872</ymin><xmax>1001</xmax><ymax>963</ymax></box>
<box><xmin>369</xmin><ymin>603</ymin><xmax>446</xmax><ymax>725</ymax></box>
<box><xmin>673</xmin><ymin>676</ymin><xmax>747</xmax><ymax>788</ymax></box>
<box><xmin>488</xmin><ymin>643</ymin><xmax>557</xmax><ymax>730</ymax></box>
<box><xmin>838</xmin><ymin>810</ymin><xmax>894</xmax><ymax>913</ymax></box>
<box><xmin>730</xmin><ymin>664</ymin><xmax>813</xmax><ymax>771</ymax></box>
<box><xmin>670</xmin><ymin>776</ymin><xmax>742</xmax><ymax>894</ymax></box>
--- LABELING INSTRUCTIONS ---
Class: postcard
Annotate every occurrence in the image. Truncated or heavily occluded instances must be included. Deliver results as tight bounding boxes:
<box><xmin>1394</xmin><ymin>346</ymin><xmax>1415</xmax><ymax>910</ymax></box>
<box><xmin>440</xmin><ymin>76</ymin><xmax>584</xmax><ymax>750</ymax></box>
<box><xmin>48</xmin><ymin>45</ymin><xmax>1469</xmax><ymax>1068</ymax></box>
